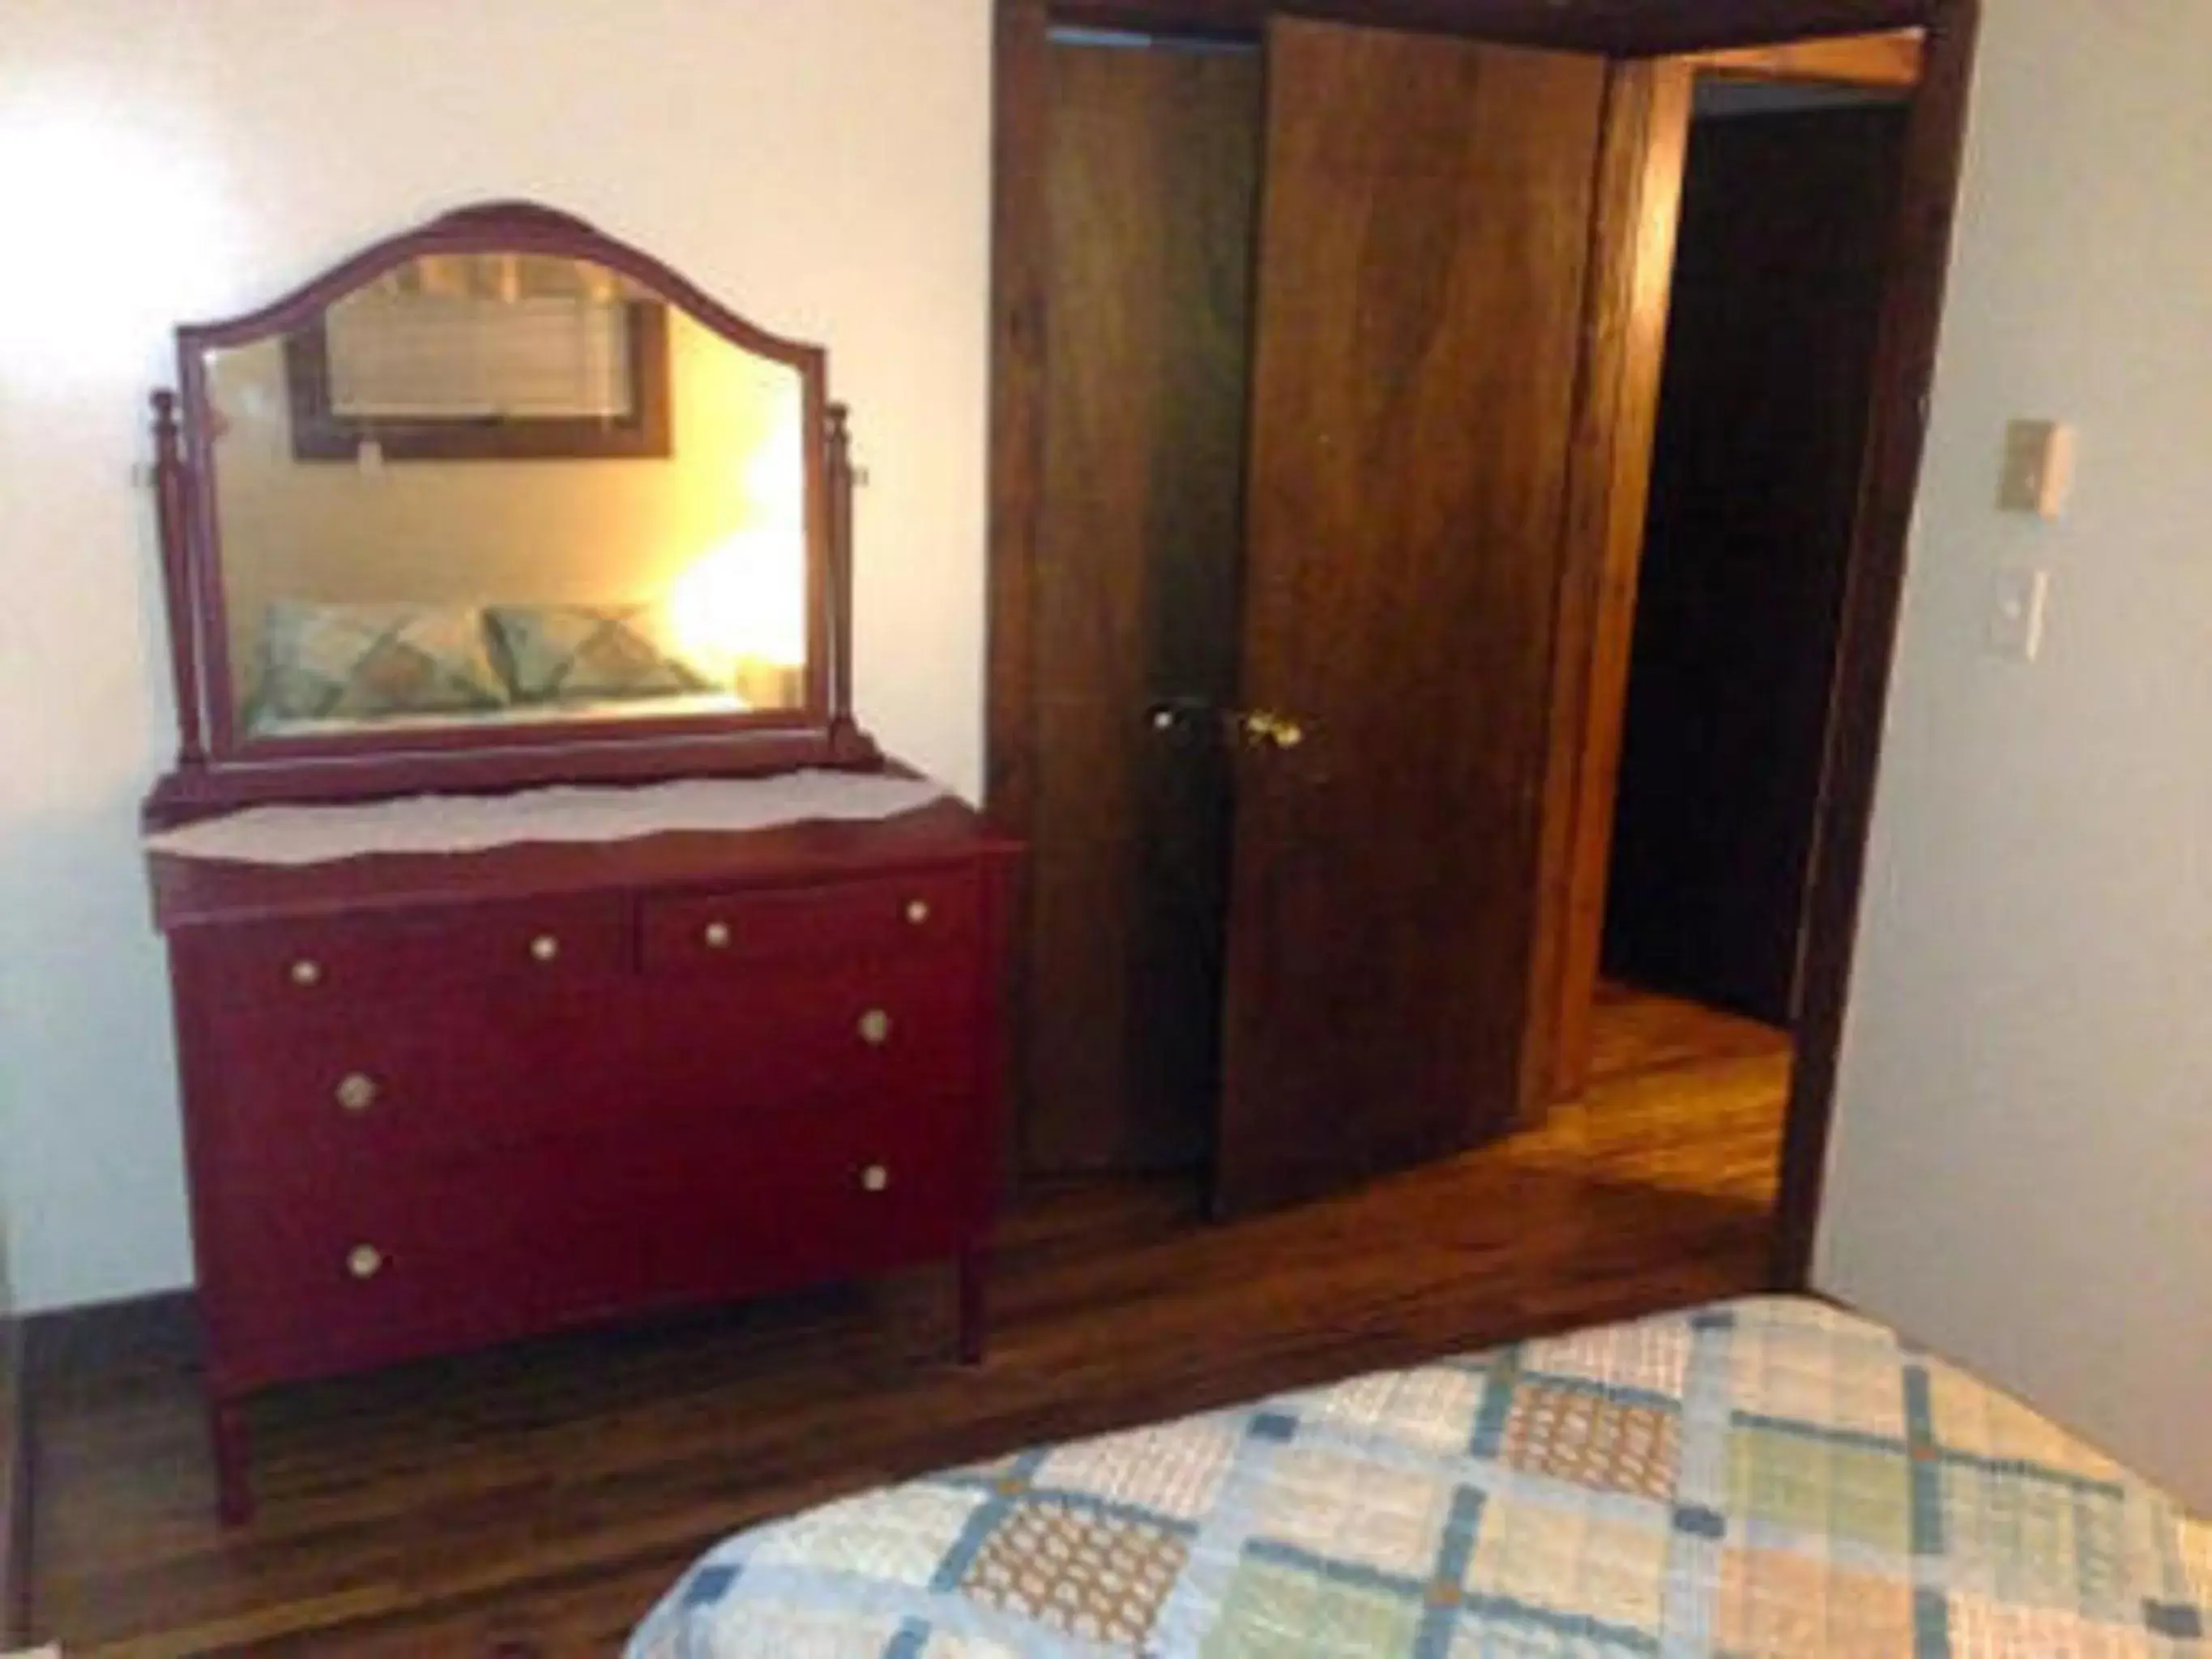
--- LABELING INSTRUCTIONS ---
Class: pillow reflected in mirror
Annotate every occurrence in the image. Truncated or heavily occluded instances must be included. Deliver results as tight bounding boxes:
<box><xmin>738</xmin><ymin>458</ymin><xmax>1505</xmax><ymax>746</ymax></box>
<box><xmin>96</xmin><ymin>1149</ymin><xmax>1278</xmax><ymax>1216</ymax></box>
<box><xmin>250</xmin><ymin>599</ymin><xmax>508</xmax><ymax>734</ymax></box>
<box><xmin>485</xmin><ymin>603</ymin><xmax>726</xmax><ymax>705</ymax></box>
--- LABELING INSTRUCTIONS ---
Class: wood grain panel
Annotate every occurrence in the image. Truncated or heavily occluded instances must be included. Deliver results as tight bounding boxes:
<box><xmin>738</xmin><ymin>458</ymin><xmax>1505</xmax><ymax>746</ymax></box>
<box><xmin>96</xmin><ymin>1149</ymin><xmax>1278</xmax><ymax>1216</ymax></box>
<box><xmin>1544</xmin><ymin>61</ymin><xmax>1693</xmax><ymax>1104</ymax></box>
<box><xmin>1022</xmin><ymin>40</ymin><xmax>1262</xmax><ymax>1175</ymax></box>
<box><xmin>1215</xmin><ymin>19</ymin><xmax>1608</xmax><ymax>1214</ymax></box>
<box><xmin>1683</xmin><ymin>28</ymin><xmax>1922</xmax><ymax>86</ymax></box>
<box><xmin>1604</xmin><ymin>102</ymin><xmax>1908</xmax><ymax>1027</ymax></box>
<box><xmin>984</xmin><ymin>0</ymin><xmax>1048</xmax><ymax>825</ymax></box>
<box><xmin>1774</xmin><ymin>0</ymin><xmax>1980</xmax><ymax>1286</ymax></box>
<box><xmin>1048</xmin><ymin>0</ymin><xmax>1931</xmax><ymax>55</ymax></box>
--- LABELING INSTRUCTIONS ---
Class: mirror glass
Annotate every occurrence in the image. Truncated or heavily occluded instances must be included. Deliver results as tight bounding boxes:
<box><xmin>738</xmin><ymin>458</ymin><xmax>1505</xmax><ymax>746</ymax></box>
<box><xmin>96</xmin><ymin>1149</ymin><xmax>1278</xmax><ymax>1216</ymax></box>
<box><xmin>202</xmin><ymin>251</ymin><xmax>810</xmax><ymax>743</ymax></box>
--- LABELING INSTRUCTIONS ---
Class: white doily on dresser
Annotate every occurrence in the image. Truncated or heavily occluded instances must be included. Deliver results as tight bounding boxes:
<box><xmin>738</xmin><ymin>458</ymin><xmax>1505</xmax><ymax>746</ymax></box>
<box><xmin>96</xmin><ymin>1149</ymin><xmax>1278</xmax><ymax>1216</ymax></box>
<box><xmin>142</xmin><ymin>771</ymin><xmax>950</xmax><ymax>867</ymax></box>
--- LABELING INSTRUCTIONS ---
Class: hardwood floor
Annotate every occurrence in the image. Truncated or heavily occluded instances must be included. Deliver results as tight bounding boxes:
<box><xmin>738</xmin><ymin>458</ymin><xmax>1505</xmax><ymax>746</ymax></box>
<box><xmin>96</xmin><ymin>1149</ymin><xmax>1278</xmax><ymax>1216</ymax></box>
<box><xmin>29</xmin><ymin>987</ymin><xmax>1787</xmax><ymax>1657</ymax></box>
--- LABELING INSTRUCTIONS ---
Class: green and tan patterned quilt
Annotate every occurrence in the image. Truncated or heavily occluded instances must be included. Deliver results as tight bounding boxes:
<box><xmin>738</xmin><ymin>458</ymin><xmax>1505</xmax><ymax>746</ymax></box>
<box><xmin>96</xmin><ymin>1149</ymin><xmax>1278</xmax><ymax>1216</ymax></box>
<box><xmin>630</xmin><ymin>1297</ymin><xmax>2209</xmax><ymax>1656</ymax></box>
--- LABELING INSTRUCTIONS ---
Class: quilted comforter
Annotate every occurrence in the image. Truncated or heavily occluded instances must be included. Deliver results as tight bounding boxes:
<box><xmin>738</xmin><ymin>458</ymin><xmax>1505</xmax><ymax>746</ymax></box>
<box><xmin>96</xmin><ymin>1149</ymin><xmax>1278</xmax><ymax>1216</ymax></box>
<box><xmin>630</xmin><ymin>1297</ymin><xmax>2209</xmax><ymax>1656</ymax></box>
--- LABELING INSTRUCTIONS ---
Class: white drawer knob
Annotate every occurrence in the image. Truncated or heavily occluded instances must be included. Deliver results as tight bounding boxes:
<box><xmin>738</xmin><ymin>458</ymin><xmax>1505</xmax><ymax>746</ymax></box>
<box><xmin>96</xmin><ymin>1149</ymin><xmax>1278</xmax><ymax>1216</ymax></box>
<box><xmin>289</xmin><ymin>958</ymin><xmax>322</xmax><ymax>988</ymax></box>
<box><xmin>347</xmin><ymin>1244</ymin><xmax>384</xmax><ymax>1281</ymax></box>
<box><xmin>904</xmin><ymin>899</ymin><xmax>931</xmax><ymax>926</ymax></box>
<box><xmin>856</xmin><ymin>1009</ymin><xmax>892</xmax><ymax>1047</ymax></box>
<box><xmin>529</xmin><ymin>933</ymin><xmax>561</xmax><ymax>962</ymax></box>
<box><xmin>335</xmin><ymin>1072</ymin><xmax>378</xmax><ymax>1115</ymax></box>
<box><xmin>860</xmin><ymin>1163</ymin><xmax>890</xmax><ymax>1193</ymax></box>
<box><xmin>702</xmin><ymin>920</ymin><xmax>732</xmax><ymax>949</ymax></box>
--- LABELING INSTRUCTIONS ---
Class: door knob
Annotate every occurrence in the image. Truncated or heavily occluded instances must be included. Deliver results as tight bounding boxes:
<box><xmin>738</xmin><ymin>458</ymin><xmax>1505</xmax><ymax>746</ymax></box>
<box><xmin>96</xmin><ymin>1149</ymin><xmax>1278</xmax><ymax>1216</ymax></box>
<box><xmin>1240</xmin><ymin>710</ymin><xmax>1307</xmax><ymax>750</ymax></box>
<box><xmin>1147</xmin><ymin>701</ymin><xmax>1309</xmax><ymax>750</ymax></box>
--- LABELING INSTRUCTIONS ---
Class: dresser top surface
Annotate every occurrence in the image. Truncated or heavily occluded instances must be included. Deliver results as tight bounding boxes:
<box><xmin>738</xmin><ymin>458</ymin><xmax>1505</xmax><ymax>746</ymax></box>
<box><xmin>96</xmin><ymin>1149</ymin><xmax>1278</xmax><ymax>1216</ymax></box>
<box><xmin>149</xmin><ymin>794</ymin><xmax>1015</xmax><ymax>932</ymax></box>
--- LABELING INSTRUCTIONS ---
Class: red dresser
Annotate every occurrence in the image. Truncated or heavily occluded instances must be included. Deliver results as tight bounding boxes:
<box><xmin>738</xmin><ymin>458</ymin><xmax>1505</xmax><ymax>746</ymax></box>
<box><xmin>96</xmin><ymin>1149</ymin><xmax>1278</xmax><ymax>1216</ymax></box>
<box><xmin>150</xmin><ymin>795</ymin><xmax>1018</xmax><ymax>1522</ymax></box>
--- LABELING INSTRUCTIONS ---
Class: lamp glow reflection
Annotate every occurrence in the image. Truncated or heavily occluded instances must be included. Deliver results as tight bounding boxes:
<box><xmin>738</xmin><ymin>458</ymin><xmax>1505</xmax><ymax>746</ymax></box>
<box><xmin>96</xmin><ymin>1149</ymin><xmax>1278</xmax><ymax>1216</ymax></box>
<box><xmin>665</xmin><ymin>392</ymin><xmax>807</xmax><ymax>706</ymax></box>
<box><xmin>668</xmin><ymin>527</ymin><xmax>805</xmax><ymax>672</ymax></box>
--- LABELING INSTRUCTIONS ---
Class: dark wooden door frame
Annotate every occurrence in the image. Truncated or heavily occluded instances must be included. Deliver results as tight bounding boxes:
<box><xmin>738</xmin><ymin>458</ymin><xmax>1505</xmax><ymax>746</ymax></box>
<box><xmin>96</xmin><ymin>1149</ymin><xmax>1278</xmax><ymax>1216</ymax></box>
<box><xmin>1584</xmin><ymin>99</ymin><xmax>1911</xmax><ymax>1038</ymax></box>
<box><xmin>1549</xmin><ymin>37</ymin><xmax>1923</xmax><ymax>1107</ymax></box>
<box><xmin>985</xmin><ymin>0</ymin><xmax>1982</xmax><ymax>1290</ymax></box>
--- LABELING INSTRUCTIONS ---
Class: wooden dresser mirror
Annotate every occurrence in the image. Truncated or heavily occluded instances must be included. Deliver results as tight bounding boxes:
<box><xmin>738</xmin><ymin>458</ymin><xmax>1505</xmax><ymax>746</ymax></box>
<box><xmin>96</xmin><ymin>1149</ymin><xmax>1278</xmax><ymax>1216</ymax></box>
<box><xmin>145</xmin><ymin>200</ymin><xmax>877</xmax><ymax>825</ymax></box>
<box><xmin>136</xmin><ymin>203</ymin><xmax>1018</xmax><ymax>1524</ymax></box>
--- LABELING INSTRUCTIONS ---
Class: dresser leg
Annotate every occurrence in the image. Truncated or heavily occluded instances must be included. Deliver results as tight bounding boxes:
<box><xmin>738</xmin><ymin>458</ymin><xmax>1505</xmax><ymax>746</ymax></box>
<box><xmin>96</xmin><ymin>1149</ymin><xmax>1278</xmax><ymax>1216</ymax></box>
<box><xmin>956</xmin><ymin>1246</ymin><xmax>988</xmax><ymax>1366</ymax></box>
<box><xmin>211</xmin><ymin>1397</ymin><xmax>254</xmax><ymax>1526</ymax></box>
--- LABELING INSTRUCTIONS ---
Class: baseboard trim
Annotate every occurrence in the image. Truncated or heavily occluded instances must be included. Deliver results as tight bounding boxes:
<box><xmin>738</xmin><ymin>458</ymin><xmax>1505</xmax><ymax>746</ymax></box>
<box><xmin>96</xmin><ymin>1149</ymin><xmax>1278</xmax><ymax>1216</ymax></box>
<box><xmin>1</xmin><ymin>1314</ymin><xmax>28</xmax><ymax>1647</ymax></box>
<box><xmin>22</xmin><ymin>1290</ymin><xmax>201</xmax><ymax>1394</ymax></box>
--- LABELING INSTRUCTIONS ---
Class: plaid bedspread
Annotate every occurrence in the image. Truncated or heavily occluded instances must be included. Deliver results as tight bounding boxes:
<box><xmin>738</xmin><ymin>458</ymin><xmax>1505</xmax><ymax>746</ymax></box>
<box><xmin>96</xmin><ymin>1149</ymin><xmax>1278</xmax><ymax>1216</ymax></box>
<box><xmin>630</xmin><ymin>1296</ymin><xmax>2209</xmax><ymax>1656</ymax></box>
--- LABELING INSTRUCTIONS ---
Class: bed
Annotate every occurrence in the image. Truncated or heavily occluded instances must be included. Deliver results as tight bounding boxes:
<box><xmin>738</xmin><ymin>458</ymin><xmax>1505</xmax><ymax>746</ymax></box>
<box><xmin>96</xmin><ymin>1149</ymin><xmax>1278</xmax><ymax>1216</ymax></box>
<box><xmin>630</xmin><ymin>1296</ymin><xmax>2209</xmax><ymax>1656</ymax></box>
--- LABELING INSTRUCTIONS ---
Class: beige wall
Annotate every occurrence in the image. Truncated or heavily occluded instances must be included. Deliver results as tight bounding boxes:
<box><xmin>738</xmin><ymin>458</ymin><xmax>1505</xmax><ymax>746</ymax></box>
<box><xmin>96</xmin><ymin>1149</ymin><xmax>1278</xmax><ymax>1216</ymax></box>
<box><xmin>211</xmin><ymin>310</ymin><xmax>804</xmax><ymax>702</ymax></box>
<box><xmin>0</xmin><ymin>0</ymin><xmax>991</xmax><ymax>1311</ymax></box>
<box><xmin>1817</xmin><ymin>4</ymin><xmax>2212</xmax><ymax>1510</ymax></box>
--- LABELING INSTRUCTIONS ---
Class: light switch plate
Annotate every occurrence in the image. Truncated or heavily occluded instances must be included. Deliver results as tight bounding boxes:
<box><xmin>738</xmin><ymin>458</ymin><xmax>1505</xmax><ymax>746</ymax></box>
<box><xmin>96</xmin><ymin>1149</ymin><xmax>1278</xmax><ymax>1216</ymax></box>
<box><xmin>1985</xmin><ymin>567</ymin><xmax>2051</xmax><ymax>662</ymax></box>
<box><xmin>1999</xmin><ymin>420</ymin><xmax>2075</xmax><ymax>519</ymax></box>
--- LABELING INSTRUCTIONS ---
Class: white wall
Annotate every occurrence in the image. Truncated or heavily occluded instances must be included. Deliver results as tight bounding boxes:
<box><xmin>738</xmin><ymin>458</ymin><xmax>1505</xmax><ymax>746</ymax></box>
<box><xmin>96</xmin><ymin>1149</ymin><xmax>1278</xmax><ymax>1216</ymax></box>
<box><xmin>1819</xmin><ymin>4</ymin><xmax>2212</xmax><ymax>1509</ymax></box>
<box><xmin>0</xmin><ymin>0</ymin><xmax>993</xmax><ymax>1311</ymax></box>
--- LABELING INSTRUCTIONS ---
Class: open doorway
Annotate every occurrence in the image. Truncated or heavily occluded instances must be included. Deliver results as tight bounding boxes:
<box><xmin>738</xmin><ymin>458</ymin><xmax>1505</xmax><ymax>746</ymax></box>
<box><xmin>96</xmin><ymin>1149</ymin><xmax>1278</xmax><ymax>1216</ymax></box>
<box><xmin>1592</xmin><ymin>70</ymin><xmax>1911</xmax><ymax>1119</ymax></box>
<box><xmin>989</xmin><ymin>1</ymin><xmax>1974</xmax><ymax>1282</ymax></box>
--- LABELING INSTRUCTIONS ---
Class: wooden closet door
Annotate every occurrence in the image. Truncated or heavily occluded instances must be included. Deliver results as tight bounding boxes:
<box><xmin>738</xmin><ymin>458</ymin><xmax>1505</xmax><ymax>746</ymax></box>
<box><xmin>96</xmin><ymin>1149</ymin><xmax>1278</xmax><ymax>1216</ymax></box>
<box><xmin>1023</xmin><ymin>41</ymin><xmax>1262</xmax><ymax>1174</ymax></box>
<box><xmin>1214</xmin><ymin>19</ymin><xmax>1610</xmax><ymax>1215</ymax></box>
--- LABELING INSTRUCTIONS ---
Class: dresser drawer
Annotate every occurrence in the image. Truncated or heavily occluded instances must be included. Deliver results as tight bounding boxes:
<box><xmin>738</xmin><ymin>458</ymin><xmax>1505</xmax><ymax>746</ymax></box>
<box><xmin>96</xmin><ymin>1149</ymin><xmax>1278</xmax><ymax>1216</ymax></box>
<box><xmin>641</xmin><ymin>868</ymin><xmax>979</xmax><ymax>974</ymax></box>
<box><xmin>195</xmin><ymin>951</ymin><xmax>980</xmax><ymax>1183</ymax></box>
<box><xmin>195</xmin><ymin>981</ymin><xmax>635</xmax><ymax>1181</ymax></box>
<box><xmin>644</xmin><ymin>957</ymin><xmax>983</xmax><ymax>1115</ymax></box>
<box><xmin>180</xmin><ymin>893</ymin><xmax>631</xmax><ymax>1007</ymax></box>
<box><xmin>200</xmin><ymin>1099</ymin><xmax>981</xmax><ymax>1388</ymax></box>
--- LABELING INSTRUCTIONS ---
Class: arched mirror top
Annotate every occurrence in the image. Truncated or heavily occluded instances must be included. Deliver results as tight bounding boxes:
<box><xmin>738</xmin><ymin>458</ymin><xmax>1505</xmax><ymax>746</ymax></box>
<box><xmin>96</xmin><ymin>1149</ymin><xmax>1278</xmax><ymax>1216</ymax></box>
<box><xmin>178</xmin><ymin>202</ymin><xmax>831</xmax><ymax>370</ymax></box>
<box><xmin>147</xmin><ymin>201</ymin><xmax>872</xmax><ymax>824</ymax></box>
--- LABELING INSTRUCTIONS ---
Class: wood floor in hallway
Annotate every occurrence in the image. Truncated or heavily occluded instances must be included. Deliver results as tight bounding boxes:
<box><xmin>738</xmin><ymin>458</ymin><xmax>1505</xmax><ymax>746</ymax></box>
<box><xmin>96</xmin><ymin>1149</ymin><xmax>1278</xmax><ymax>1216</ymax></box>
<box><xmin>28</xmin><ymin>987</ymin><xmax>1788</xmax><ymax>1657</ymax></box>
